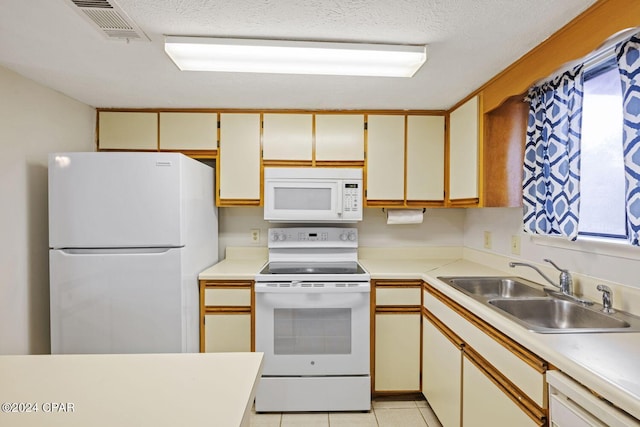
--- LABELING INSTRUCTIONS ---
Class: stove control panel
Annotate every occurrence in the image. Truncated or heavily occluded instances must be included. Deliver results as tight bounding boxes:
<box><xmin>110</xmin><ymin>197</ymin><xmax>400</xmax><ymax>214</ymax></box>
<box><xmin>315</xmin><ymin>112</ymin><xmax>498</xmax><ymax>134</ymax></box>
<box><xmin>268</xmin><ymin>227</ymin><xmax>358</xmax><ymax>247</ymax></box>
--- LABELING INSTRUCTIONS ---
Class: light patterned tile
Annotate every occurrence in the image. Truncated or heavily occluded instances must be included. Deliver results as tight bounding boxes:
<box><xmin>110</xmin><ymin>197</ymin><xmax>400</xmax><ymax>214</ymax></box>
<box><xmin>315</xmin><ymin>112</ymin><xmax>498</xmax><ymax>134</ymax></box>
<box><xmin>250</xmin><ymin>411</ymin><xmax>282</xmax><ymax>427</ymax></box>
<box><xmin>419</xmin><ymin>405</ymin><xmax>443</xmax><ymax>427</ymax></box>
<box><xmin>375</xmin><ymin>408</ymin><xmax>429</xmax><ymax>427</ymax></box>
<box><xmin>329</xmin><ymin>411</ymin><xmax>378</xmax><ymax>426</ymax></box>
<box><xmin>372</xmin><ymin>399</ymin><xmax>418</xmax><ymax>409</ymax></box>
<box><xmin>281</xmin><ymin>412</ymin><xmax>329</xmax><ymax>427</ymax></box>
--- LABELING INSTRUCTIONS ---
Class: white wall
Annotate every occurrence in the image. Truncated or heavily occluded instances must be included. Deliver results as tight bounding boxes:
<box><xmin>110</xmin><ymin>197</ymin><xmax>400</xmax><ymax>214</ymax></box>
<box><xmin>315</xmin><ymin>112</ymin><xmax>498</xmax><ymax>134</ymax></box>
<box><xmin>218</xmin><ymin>207</ymin><xmax>465</xmax><ymax>257</ymax></box>
<box><xmin>0</xmin><ymin>65</ymin><xmax>95</xmax><ymax>355</ymax></box>
<box><xmin>464</xmin><ymin>207</ymin><xmax>640</xmax><ymax>289</ymax></box>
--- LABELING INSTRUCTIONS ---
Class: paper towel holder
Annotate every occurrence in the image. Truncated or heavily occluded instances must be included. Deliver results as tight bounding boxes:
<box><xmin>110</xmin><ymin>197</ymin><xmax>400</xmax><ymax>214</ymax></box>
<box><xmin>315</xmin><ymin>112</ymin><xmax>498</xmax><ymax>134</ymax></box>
<box><xmin>382</xmin><ymin>208</ymin><xmax>426</xmax><ymax>213</ymax></box>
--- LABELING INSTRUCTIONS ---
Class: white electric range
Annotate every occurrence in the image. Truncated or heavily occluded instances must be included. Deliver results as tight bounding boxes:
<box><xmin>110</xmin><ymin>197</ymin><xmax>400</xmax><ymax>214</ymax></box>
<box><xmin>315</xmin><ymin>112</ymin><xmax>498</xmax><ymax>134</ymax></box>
<box><xmin>254</xmin><ymin>227</ymin><xmax>371</xmax><ymax>412</ymax></box>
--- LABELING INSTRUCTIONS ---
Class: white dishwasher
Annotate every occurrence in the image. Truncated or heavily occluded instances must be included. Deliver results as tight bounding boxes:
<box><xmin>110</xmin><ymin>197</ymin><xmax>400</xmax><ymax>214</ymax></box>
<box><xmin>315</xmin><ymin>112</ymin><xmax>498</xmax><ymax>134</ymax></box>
<box><xmin>547</xmin><ymin>371</ymin><xmax>640</xmax><ymax>427</ymax></box>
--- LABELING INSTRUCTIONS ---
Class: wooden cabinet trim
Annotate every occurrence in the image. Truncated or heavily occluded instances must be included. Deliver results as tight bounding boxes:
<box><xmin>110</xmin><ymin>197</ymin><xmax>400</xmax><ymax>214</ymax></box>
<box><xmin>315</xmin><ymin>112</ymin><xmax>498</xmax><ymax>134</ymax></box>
<box><xmin>376</xmin><ymin>306</ymin><xmax>422</xmax><ymax>313</ymax></box>
<box><xmin>204</xmin><ymin>307</ymin><xmax>252</xmax><ymax>314</ymax></box>
<box><xmin>464</xmin><ymin>347</ymin><xmax>546</xmax><ymax>426</ymax></box>
<box><xmin>202</xmin><ymin>280</ymin><xmax>254</xmax><ymax>288</ymax></box>
<box><xmin>423</xmin><ymin>308</ymin><xmax>464</xmax><ymax>349</ymax></box>
<box><xmin>425</xmin><ymin>282</ymin><xmax>547</xmax><ymax>373</ymax></box>
<box><xmin>373</xmin><ymin>280</ymin><xmax>423</xmax><ymax>287</ymax></box>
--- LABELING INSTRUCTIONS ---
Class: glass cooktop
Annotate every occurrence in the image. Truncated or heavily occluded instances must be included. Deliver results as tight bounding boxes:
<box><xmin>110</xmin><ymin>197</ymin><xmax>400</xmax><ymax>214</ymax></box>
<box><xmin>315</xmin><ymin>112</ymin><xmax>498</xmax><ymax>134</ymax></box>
<box><xmin>259</xmin><ymin>261</ymin><xmax>366</xmax><ymax>275</ymax></box>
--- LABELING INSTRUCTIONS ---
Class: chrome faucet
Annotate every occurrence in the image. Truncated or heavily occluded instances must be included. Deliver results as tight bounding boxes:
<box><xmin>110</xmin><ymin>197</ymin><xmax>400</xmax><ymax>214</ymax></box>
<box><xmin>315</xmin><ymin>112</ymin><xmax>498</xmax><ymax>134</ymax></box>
<box><xmin>508</xmin><ymin>259</ymin><xmax>592</xmax><ymax>305</ymax></box>
<box><xmin>597</xmin><ymin>284</ymin><xmax>615</xmax><ymax>314</ymax></box>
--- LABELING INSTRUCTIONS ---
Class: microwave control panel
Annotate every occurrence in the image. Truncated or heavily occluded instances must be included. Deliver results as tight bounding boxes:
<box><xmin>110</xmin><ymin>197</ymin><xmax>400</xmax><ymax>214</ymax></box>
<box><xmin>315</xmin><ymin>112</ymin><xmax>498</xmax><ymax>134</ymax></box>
<box><xmin>343</xmin><ymin>182</ymin><xmax>362</xmax><ymax>215</ymax></box>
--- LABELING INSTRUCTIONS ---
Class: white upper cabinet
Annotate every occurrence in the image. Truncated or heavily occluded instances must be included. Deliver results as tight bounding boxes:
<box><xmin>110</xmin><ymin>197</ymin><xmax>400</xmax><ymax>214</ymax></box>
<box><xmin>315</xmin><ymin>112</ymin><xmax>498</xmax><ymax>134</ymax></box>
<box><xmin>449</xmin><ymin>95</ymin><xmax>480</xmax><ymax>201</ymax></box>
<box><xmin>159</xmin><ymin>112</ymin><xmax>217</xmax><ymax>150</ymax></box>
<box><xmin>315</xmin><ymin>114</ymin><xmax>365</xmax><ymax>161</ymax></box>
<box><xmin>98</xmin><ymin>111</ymin><xmax>158</xmax><ymax>150</ymax></box>
<box><xmin>218</xmin><ymin>113</ymin><xmax>261</xmax><ymax>201</ymax></box>
<box><xmin>366</xmin><ymin>115</ymin><xmax>405</xmax><ymax>201</ymax></box>
<box><xmin>263</xmin><ymin>114</ymin><xmax>312</xmax><ymax>161</ymax></box>
<box><xmin>407</xmin><ymin>115</ymin><xmax>445</xmax><ymax>201</ymax></box>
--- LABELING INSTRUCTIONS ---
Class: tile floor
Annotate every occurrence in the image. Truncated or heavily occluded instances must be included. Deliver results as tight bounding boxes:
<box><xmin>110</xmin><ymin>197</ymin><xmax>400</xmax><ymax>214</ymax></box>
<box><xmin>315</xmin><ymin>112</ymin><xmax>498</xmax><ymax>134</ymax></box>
<box><xmin>250</xmin><ymin>398</ymin><xmax>443</xmax><ymax>427</ymax></box>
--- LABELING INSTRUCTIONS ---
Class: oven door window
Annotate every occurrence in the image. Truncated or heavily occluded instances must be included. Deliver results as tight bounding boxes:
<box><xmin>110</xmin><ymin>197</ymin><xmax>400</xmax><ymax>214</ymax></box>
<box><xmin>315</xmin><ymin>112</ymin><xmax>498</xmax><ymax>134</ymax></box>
<box><xmin>274</xmin><ymin>308</ymin><xmax>351</xmax><ymax>355</ymax></box>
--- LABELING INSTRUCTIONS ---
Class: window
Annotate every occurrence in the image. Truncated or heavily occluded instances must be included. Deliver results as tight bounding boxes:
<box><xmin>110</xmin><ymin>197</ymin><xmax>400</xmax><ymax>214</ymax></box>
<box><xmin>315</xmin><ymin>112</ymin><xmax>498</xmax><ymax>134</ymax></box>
<box><xmin>577</xmin><ymin>54</ymin><xmax>627</xmax><ymax>240</ymax></box>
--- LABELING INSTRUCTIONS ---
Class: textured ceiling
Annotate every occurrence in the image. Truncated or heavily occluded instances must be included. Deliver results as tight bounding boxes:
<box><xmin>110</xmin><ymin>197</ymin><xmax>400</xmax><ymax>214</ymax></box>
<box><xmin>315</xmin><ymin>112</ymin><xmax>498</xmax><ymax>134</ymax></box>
<box><xmin>0</xmin><ymin>0</ymin><xmax>598</xmax><ymax>109</ymax></box>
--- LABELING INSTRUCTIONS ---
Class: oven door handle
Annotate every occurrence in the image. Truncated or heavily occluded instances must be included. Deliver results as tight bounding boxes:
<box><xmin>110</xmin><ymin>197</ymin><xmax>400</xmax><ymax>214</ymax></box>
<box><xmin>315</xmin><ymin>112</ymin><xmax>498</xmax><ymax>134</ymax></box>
<box><xmin>254</xmin><ymin>284</ymin><xmax>370</xmax><ymax>293</ymax></box>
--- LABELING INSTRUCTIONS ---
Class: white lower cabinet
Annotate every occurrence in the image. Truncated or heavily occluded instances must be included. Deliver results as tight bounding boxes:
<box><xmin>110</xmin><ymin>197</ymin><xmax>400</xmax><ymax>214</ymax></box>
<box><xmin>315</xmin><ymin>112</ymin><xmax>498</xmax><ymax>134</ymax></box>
<box><xmin>422</xmin><ymin>314</ymin><xmax>462</xmax><ymax>427</ymax></box>
<box><xmin>374</xmin><ymin>313</ymin><xmax>421</xmax><ymax>392</ymax></box>
<box><xmin>423</xmin><ymin>283</ymin><xmax>547</xmax><ymax>427</ymax></box>
<box><xmin>462</xmin><ymin>355</ymin><xmax>539</xmax><ymax>427</ymax></box>
<box><xmin>199</xmin><ymin>280</ymin><xmax>254</xmax><ymax>353</ymax></box>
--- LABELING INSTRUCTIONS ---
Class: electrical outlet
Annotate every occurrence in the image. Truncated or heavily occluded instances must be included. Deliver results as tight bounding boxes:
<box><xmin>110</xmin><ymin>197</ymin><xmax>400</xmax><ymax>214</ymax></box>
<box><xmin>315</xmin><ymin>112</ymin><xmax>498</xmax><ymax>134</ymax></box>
<box><xmin>250</xmin><ymin>229</ymin><xmax>260</xmax><ymax>243</ymax></box>
<box><xmin>511</xmin><ymin>235</ymin><xmax>521</xmax><ymax>255</ymax></box>
<box><xmin>483</xmin><ymin>231</ymin><xmax>492</xmax><ymax>249</ymax></box>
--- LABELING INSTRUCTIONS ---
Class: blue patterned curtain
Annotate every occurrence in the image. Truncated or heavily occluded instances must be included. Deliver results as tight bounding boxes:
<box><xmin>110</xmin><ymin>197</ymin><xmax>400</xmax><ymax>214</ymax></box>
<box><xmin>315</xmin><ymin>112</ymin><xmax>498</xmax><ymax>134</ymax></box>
<box><xmin>523</xmin><ymin>66</ymin><xmax>584</xmax><ymax>240</ymax></box>
<box><xmin>616</xmin><ymin>32</ymin><xmax>640</xmax><ymax>246</ymax></box>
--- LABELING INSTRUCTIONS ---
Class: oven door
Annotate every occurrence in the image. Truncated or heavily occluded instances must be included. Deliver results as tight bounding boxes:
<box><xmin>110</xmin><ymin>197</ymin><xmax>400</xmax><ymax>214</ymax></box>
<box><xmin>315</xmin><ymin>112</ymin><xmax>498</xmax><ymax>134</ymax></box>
<box><xmin>255</xmin><ymin>283</ymin><xmax>370</xmax><ymax>376</ymax></box>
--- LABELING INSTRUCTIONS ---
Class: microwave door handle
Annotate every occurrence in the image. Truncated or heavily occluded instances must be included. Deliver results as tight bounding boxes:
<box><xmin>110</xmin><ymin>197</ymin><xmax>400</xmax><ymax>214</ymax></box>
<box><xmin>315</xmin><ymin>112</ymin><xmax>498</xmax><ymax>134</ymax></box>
<box><xmin>337</xmin><ymin>187</ymin><xmax>343</xmax><ymax>216</ymax></box>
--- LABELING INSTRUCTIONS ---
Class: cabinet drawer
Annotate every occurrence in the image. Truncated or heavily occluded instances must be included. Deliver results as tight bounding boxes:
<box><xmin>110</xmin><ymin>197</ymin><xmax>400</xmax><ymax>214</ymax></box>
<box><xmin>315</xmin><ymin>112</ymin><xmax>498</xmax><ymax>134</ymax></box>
<box><xmin>204</xmin><ymin>288</ymin><xmax>251</xmax><ymax>307</ymax></box>
<box><xmin>424</xmin><ymin>289</ymin><xmax>546</xmax><ymax>407</ymax></box>
<box><xmin>376</xmin><ymin>287</ymin><xmax>421</xmax><ymax>306</ymax></box>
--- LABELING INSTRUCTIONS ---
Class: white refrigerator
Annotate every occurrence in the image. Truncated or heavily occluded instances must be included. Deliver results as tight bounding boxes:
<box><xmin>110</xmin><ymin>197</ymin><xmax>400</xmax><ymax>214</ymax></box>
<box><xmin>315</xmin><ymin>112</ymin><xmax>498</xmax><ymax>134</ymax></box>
<box><xmin>48</xmin><ymin>152</ymin><xmax>218</xmax><ymax>354</ymax></box>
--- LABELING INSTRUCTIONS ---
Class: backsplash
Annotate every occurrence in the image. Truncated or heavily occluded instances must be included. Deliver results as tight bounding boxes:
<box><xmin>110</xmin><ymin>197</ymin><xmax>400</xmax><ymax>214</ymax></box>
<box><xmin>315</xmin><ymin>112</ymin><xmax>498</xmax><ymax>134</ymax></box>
<box><xmin>465</xmin><ymin>207</ymin><xmax>640</xmax><ymax>291</ymax></box>
<box><xmin>217</xmin><ymin>207</ymin><xmax>466</xmax><ymax>257</ymax></box>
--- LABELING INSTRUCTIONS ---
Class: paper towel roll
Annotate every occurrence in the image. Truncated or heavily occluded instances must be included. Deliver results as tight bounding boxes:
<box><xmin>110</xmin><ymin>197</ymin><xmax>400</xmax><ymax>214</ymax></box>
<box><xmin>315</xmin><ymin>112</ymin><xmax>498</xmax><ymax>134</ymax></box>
<box><xmin>386</xmin><ymin>209</ymin><xmax>424</xmax><ymax>225</ymax></box>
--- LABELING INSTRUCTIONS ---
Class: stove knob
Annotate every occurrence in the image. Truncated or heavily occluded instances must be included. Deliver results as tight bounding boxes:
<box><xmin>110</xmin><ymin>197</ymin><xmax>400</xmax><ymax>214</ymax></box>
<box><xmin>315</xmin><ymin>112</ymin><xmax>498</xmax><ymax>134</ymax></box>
<box><xmin>340</xmin><ymin>233</ymin><xmax>348</xmax><ymax>241</ymax></box>
<box><xmin>278</xmin><ymin>234</ymin><xmax>286</xmax><ymax>241</ymax></box>
<box><xmin>348</xmin><ymin>232</ymin><xmax>356</xmax><ymax>241</ymax></box>
<box><xmin>270</xmin><ymin>233</ymin><xmax>279</xmax><ymax>241</ymax></box>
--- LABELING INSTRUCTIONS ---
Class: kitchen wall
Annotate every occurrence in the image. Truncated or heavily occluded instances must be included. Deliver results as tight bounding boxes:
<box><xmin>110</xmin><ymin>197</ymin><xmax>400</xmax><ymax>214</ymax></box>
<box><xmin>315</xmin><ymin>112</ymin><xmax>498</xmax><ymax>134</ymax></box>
<box><xmin>0</xmin><ymin>65</ymin><xmax>95</xmax><ymax>355</ymax></box>
<box><xmin>464</xmin><ymin>207</ymin><xmax>640</xmax><ymax>290</ymax></box>
<box><xmin>218</xmin><ymin>206</ymin><xmax>466</xmax><ymax>257</ymax></box>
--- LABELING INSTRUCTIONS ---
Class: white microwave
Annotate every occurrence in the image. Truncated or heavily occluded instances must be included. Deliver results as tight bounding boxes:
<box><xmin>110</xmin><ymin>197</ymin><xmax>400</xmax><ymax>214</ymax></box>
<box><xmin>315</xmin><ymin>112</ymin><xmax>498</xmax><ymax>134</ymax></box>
<box><xmin>264</xmin><ymin>167</ymin><xmax>363</xmax><ymax>223</ymax></box>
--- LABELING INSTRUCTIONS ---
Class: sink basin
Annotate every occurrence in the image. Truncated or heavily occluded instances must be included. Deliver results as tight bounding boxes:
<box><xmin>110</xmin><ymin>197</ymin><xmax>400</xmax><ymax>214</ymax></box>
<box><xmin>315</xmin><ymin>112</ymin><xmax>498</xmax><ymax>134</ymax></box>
<box><xmin>488</xmin><ymin>298</ymin><xmax>634</xmax><ymax>333</ymax></box>
<box><xmin>439</xmin><ymin>276</ymin><xmax>548</xmax><ymax>299</ymax></box>
<box><xmin>438</xmin><ymin>275</ymin><xmax>640</xmax><ymax>333</ymax></box>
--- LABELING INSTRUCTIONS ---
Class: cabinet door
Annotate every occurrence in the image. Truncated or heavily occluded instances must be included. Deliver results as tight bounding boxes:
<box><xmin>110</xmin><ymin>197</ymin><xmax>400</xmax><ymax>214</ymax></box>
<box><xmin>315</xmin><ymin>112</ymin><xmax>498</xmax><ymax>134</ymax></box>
<box><xmin>315</xmin><ymin>114</ymin><xmax>365</xmax><ymax>161</ymax></box>
<box><xmin>449</xmin><ymin>96</ymin><xmax>479</xmax><ymax>201</ymax></box>
<box><xmin>462</xmin><ymin>356</ymin><xmax>539</xmax><ymax>427</ymax></box>
<box><xmin>374</xmin><ymin>312</ymin><xmax>421</xmax><ymax>392</ymax></box>
<box><xmin>407</xmin><ymin>115</ymin><xmax>445</xmax><ymax>201</ymax></box>
<box><xmin>423</xmin><ymin>315</ymin><xmax>462</xmax><ymax>427</ymax></box>
<box><xmin>204</xmin><ymin>313</ymin><xmax>251</xmax><ymax>353</ymax></box>
<box><xmin>219</xmin><ymin>113</ymin><xmax>261</xmax><ymax>201</ymax></box>
<box><xmin>98</xmin><ymin>111</ymin><xmax>158</xmax><ymax>150</ymax></box>
<box><xmin>159</xmin><ymin>112</ymin><xmax>217</xmax><ymax>150</ymax></box>
<box><xmin>263</xmin><ymin>113</ymin><xmax>312</xmax><ymax>160</ymax></box>
<box><xmin>367</xmin><ymin>115</ymin><xmax>405</xmax><ymax>201</ymax></box>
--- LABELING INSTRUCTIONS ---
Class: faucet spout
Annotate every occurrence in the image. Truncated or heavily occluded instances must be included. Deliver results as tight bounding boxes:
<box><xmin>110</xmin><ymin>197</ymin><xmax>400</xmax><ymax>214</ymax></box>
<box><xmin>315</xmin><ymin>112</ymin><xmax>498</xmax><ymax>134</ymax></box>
<box><xmin>508</xmin><ymin>262</ymin><xmax>560</xmax><ymax>289</ymax></box>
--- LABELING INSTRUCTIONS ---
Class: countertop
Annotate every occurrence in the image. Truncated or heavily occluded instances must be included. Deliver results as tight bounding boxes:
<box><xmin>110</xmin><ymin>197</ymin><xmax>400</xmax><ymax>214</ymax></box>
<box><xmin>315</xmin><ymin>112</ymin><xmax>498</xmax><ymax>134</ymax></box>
<box><xmin>0</xmin><ymin>352</ymin><xmax>264</xmax><ymax>427</ymax></box>
<box><xmin>199</xmin><ymin>247</ymin><xmax>267</xmax><ymax>281</ymax></box>
<box><xmin>199</xmin><ymin>247</ymin><xmax>640</xmax><ymax>421</ymax></box>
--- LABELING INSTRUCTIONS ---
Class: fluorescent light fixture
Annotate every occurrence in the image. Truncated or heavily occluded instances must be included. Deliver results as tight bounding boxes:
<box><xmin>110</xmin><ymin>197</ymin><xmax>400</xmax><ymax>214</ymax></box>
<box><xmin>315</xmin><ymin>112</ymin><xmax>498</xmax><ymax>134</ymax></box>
<box><xmin>164</xmin><ymin>36</ymin><xmax>427</xmax><ymax>77</ymax></box>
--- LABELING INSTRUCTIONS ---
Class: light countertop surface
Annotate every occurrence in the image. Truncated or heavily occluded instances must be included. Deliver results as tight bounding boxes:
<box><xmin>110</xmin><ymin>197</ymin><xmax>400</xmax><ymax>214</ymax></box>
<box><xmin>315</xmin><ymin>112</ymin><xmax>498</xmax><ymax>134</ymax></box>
<box><xmin>0</xmin><ymin>352</ymin><xmax>264</xmax><ymax>427</ymax></box>
<box><xmin>200</xmin><ymin>247</ymin><xmax>640</xmax><ymax>421</ymax></box>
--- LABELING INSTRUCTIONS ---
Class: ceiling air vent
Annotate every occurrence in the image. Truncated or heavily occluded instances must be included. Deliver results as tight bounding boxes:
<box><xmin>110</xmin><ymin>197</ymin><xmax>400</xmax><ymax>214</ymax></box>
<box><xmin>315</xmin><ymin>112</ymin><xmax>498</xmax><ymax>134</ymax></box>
<box><xmin>65</xmin><ymin>0</ymin><xmax>149</xmax><ymax>41</ymax></box>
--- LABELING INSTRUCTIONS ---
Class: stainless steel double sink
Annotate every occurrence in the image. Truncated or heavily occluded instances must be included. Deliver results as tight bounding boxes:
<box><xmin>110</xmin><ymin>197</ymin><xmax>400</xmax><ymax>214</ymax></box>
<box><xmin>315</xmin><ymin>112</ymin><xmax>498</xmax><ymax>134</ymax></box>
<box><xmin>437</xmin><ymin>276</ymin><xmax>640</xmax><ymax>333</ymax></box>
